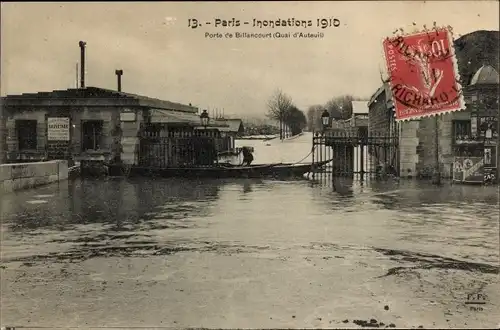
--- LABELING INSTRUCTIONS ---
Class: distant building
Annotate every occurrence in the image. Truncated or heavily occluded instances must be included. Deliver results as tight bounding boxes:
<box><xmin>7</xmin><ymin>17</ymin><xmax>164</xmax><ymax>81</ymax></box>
<box><xmin>200</xmin><ymin>118</ymin><xmax>244</xmax><ymax>152</ymax></box>
<box><xmin>347</xmin><ymin>100</ymin><xmax>369</xmax><ymax>131</ymax></box>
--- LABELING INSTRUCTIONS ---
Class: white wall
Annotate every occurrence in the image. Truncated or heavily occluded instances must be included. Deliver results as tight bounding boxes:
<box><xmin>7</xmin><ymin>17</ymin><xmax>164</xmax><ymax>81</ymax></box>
<box><xmin>0</xmin><ymin>160</ymin><xmax>68</xmax><ymax>194</ymax></box>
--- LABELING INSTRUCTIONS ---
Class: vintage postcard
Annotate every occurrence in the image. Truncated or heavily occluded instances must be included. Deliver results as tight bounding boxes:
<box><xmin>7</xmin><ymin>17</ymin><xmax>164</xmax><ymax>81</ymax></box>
<box><xmin>1</xmin><ymin>1</ymin><xmax>499</xmax><ymax>329</ymax></box>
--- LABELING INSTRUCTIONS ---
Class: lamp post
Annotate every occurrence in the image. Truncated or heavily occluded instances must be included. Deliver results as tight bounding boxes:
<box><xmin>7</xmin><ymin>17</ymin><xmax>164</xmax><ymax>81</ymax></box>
<box><xmin>321</xmin><ymin>109</ymin><xmax>330</xmax><ymax>133</ymax></box>
<box><xmin>200</xmin><ymin>109</ymin><xmax>210</xmax><ymax>129</ymax></box>
<box><xmin>199</xmin><ymin>109</ymin><xmax>213</xmax><ymax>165</ymax></box>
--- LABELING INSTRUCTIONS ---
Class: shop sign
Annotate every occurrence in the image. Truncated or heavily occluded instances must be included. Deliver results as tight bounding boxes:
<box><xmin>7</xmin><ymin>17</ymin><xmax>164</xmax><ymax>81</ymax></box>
<box><xmin>47</xmin><ymin>117</ymin><xmax>70</xmax><ymax>141</ymax></box>
<box><xmin>452</xmin><ymin>156</ymin><xmax>484</xmax><ymax>183</ymax></box>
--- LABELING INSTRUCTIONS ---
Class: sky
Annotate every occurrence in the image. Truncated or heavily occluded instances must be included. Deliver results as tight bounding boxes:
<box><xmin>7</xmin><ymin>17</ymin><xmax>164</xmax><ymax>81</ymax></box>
<box><xmin>1</xmin><ymin>1</ymin><xmax>499</xmax><ymax>119</ymax></box>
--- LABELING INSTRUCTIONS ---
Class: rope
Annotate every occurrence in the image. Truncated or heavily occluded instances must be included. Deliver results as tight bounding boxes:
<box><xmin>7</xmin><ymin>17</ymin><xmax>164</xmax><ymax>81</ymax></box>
<box><xmin>291</xmin><ymin>144</ymin><xmax>316</xmax><ymax>165</ymax></box>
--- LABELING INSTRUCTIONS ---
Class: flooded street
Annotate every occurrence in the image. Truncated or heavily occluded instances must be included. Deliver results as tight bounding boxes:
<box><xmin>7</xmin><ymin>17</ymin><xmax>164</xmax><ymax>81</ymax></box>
<box><xmin>1</xmin><ymin>133</ymin><xmax>499</xmax><ymax>329</ymax></box>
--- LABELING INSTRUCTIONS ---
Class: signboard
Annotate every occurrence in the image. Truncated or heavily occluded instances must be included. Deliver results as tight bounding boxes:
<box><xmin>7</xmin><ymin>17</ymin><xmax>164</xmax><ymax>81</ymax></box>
<box><xmin>120</xmin><ymin>110</ymin><xmax>137</xmax><ymax>122</ymax></box>
<box><xmin>383</xmin><ymin>27</ymin><xmax>465</xmax><ymax>121</ymax></box>
<box><xmin>47</xmin><ymin>117</ymin><xmax>70</xmax><ymax>141</ymax></box>
<box><xmin>452</xmin><ymin>156</ymin><xmax>484</xmax><ymax>183</ymax></box>
<box><xmin>484</xmin><ymin>168</ymin><xmax>497</xmax><ymax>184</ymax></box>
<box><xmin>483</xmin><ymin>147</ymin><xmax>495</xmax><ymax>167</ymax></box>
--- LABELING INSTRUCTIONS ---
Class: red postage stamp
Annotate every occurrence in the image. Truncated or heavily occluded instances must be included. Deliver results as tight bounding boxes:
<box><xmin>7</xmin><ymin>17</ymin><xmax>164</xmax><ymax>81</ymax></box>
<box><xmin>383</xmin><ymin>27</ymin><xmax>465</xmax><ymax>121</ymax></box>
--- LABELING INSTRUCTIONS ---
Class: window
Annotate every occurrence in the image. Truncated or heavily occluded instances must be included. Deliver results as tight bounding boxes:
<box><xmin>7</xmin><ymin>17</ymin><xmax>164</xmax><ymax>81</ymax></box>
<box><xmin>453</xmin><ymin>146</ymin><xmax>483</xmax><ymax>158</ymax></box>
<box><xmin>82</xmin><ymin>120</ymin><xmax>104</xmax><ymax>151</ymax></box>
<box><xmin>16</xmin><ymin>120</ymin><xmax>37</xmax><ymax>150</ymax></box>
<box><xmin>453</xmin><ymin>120</ymin><xmax>471</xmax><ymax>141</ymax></box>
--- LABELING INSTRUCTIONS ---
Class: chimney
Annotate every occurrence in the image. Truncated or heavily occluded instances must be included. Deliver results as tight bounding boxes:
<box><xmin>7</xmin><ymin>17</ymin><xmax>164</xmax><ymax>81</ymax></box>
<box><xmin>115</xmin><ymin>69</ymin><xmax>123</xmax><ymax>92</ymax></box>
<box><xmin>79</xmin><ymin>41</ymin><xmax>86</xmax><ymax>88</ymax></box>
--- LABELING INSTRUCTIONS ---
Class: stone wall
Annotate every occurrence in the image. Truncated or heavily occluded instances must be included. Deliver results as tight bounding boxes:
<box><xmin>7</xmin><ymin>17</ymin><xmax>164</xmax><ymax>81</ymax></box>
<box><xmin>120</xmin><ymin>109</ymin><xmax>144</xmax><ymax>166</ymax></box>
<box><xmin>399</xmin><ymin>120</ymin><xmax>419</xmax><ymax>177</ymax></box>
<box><xmin>0</xmin><ymin>160</ymin><xmax>68</xmax><ymax>194</ymax></box>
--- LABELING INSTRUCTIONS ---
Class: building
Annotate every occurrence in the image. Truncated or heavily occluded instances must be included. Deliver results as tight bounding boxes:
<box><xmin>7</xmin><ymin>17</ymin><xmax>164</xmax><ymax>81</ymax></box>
<box><xmin>368</xmin><ymin>83</ymin><xmax>414</xmax><ymax>176</ymax></box>
<box><xmin>368</xmin><ymin>64</ymin><xmax>499</xmax><ymax>179</ymax></box>
<box><xmin>0</xmin><ymin>86</ymin><xmax>232</xmax><ymax>168</ymax></box>
<box><xmin>213</xmin><ymin>118</ymin><xmax>245</xmax><ymax>149</ymax></box>
<box><xmin>345</xmin><ymin>100</ymin><xmax>369</xmax><ymax>138</ymax></box>
<box><xmin>452</xmin><ymin>64</ymin><xmax>499</xmax><ymax>182</ymax></box>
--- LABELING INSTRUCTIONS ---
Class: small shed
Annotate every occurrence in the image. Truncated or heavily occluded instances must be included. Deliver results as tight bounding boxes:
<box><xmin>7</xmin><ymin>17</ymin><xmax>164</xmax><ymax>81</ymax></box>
<box><xmin>349</xmin><ymin>101</ymin><xmax>369</xmax><ymax>128</ymax></box>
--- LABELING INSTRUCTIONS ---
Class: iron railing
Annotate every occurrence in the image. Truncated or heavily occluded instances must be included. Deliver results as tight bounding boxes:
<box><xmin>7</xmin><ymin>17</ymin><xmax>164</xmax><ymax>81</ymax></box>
<box><xmin>311</xmin><ymin>130</ymin><xmax>399</xmax><ymax>182</ymax></box>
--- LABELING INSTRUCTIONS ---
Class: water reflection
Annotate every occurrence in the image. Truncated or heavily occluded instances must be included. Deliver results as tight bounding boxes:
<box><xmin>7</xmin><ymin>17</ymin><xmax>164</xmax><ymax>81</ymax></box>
<box><xmin>242</xmin><ymin>181</ymin><xmax>253</xmax><ymax>194</ymax></box>
<box><xmin>4</xmin><ymin>178</ymin><xmax>223</xmax><ymax>233</ymax></box>
<box><xmin>368</xmin><ymin>181</ymin><xmax>499</xmax><ymax>211</ymax></box>
<box><xmin>331</xmin><ymin>177</ymin><xmax>355</xmax><ymax>198</ymax></box>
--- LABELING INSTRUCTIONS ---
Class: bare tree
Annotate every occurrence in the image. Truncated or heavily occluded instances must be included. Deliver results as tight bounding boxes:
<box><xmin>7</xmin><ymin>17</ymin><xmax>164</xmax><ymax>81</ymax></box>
<box><xmin>267</xmin><ymin>89</ymin><xmax>293</xmax><ymax>139</ymax></box>
<box><xmin>324</xmin><ymin>95</ymin><xmax>365</xmax><ymax>120</ymax></box>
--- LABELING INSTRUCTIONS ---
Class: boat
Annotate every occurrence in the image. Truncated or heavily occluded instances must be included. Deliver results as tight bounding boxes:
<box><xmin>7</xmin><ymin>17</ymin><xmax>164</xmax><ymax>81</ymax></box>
<box><xmin>108</xmin><ymin>159</ymin><xmax>331</xmax><ymax>179</ymax></box>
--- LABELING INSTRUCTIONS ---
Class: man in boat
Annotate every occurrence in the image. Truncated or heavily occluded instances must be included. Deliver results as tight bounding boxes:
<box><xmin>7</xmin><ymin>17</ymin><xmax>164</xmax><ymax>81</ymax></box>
<box><xmin>241</xmin><ymin>146</ymin><xmax>254</xmax><ymax>166</ymax></box>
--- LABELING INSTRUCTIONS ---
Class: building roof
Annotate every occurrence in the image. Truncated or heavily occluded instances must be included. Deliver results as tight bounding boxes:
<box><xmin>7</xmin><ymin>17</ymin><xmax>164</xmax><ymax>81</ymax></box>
<box><xmin>470</xmin><ymin>64</ymin><xmax>500</xmax><ymax>85</ymax></box>
<box><xmin>351</xmin><ymin>100</ymin><xmax>369</xmax><ymax>114</ymax></box>
<box><xmin>1</xmin><ymin>86</ymin><xmax>198</xmax><ymax>113</ymax></box>
<box><xmin>214</xmin><ymin>118</ymin><xmax>244</xmax><ymax>133</ymax></box>
<box><xmin>368</xmin><ymin>82</ymin><xmax>392</xmax><ymax>106</ymax></box>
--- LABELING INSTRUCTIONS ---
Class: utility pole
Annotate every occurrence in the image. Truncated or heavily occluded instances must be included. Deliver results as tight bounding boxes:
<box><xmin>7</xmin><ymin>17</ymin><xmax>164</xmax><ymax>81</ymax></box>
<box><xmin>279</xmin><ymin>111</ymin><xmax>283</xmax><ymax>140</ymax></box>
<box><xmin>79</xmin><ymin>41</ymin><xmax>86</xmax><ymax>88</ymax></box>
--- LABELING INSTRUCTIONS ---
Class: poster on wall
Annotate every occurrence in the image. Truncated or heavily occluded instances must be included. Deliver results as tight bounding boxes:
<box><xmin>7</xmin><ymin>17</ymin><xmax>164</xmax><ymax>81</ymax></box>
<box><xmin>47</xmin><ymin>117</ymin><xmax>70</xmax><ymax>141</ymax></box>
<box><xmin>478</xmin><ymin>116</ymin><xmax>497</xmax><ymax>139</ymax></box>
<box><xmin>452</xmin><ymin>156</ymin><xmax>484</xmax><ymax>183</ymax></box>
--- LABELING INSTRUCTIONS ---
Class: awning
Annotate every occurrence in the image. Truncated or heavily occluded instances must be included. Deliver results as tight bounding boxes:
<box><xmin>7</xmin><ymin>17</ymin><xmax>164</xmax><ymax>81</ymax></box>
<box><xmin>151</xmin><ymin>109</ymin><xmax>230</xmax><ymax>129</ymax></box>
<box><xmin>150</xmin><ymin>109</ymin><xmax>200</xmax><ymax>125</ymax></box>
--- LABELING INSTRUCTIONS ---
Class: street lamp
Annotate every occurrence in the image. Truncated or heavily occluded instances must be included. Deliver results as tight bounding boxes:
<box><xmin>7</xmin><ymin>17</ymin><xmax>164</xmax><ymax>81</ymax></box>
<box><xmin>200</xmin><ymin>109</ymin><xmax>210</xmax><ymax>129</ymax></box>
<box><xmin>321</xmin><ymin>109</ymin><xmax>330</xmax><ymax>132</ymax></box>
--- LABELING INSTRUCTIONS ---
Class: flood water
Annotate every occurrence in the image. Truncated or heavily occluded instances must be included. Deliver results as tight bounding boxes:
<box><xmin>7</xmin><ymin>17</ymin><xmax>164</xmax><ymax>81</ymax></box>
<box><xmin>1</xmin><ymin>132</ymin><xmax>499</xmax><ymax>328</ymax></box>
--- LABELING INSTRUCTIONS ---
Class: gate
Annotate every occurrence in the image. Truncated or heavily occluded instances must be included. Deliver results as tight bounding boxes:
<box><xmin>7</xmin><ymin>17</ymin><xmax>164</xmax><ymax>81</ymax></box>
<box><xmin>311</xmin><ymin>129</ymin><xmax>399</xmax><ymax>182</ymax></box>
<box><xmin>138</xmin><ymin>124</ymin><xmax>231</xmax><ymax>168</ymax></box>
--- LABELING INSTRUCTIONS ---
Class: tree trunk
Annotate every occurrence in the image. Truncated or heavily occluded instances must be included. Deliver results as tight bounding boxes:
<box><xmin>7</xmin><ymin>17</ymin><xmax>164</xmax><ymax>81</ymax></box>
<box><xmin>280</xmin><ymin>114</ymin><xmax>283</xmax><ymax>140</ymax></box>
